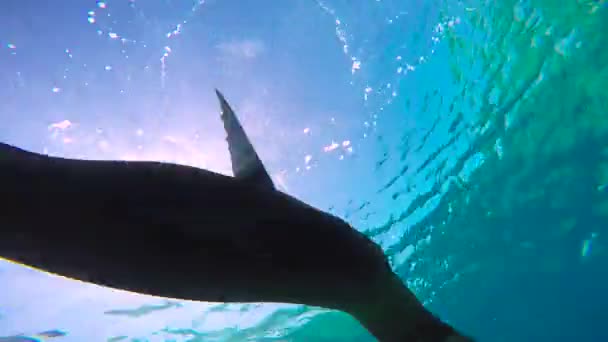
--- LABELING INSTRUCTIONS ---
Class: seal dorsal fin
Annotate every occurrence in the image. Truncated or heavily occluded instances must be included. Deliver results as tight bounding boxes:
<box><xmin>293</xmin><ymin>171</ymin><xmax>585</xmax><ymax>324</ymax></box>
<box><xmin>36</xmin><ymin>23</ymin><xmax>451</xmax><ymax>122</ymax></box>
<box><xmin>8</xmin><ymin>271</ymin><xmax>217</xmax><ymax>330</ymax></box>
<box><xmin>215</xmin><ymin>89</ymin><xmax>275</xmax><ymax>190</ymax></box>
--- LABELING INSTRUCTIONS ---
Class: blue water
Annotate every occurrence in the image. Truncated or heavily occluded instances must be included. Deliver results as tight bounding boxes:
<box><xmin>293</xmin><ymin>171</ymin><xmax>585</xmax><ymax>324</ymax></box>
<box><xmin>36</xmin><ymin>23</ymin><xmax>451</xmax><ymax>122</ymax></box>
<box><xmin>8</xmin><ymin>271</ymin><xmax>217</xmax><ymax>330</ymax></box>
<box><xmin>1</xmin><ymin>0</ymin><xmax>607</xmax><ymax>341</ymax></box>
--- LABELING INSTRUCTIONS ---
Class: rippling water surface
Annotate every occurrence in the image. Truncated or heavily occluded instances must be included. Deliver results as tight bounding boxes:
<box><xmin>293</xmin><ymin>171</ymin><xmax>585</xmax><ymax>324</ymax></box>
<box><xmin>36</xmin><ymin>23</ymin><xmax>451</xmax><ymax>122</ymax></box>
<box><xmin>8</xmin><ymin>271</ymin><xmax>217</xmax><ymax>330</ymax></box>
<box><xmin>1</xmin><ymin>0</ymin><xmax>606</xmax><ymax>341</ymax></box>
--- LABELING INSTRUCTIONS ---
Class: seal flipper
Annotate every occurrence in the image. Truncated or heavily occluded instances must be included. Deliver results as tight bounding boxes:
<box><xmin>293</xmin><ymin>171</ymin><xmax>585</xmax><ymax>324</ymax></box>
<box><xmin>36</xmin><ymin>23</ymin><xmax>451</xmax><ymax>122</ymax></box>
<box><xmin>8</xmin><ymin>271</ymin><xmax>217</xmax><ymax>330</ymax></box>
<box><xmin>215</xmin><ymin>89</ymin><xmax>275</xmax><ymax>190</ymax></box>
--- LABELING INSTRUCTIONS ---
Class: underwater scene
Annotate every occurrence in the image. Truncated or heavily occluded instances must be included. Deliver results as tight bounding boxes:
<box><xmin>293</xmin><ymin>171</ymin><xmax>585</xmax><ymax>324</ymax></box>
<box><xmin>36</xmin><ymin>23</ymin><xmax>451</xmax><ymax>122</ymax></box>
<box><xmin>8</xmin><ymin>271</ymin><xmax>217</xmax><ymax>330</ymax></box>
<box><xmin>1</xmin><ymin>0</ymin><xmax>607</xmax><ymax>341</ymax></box>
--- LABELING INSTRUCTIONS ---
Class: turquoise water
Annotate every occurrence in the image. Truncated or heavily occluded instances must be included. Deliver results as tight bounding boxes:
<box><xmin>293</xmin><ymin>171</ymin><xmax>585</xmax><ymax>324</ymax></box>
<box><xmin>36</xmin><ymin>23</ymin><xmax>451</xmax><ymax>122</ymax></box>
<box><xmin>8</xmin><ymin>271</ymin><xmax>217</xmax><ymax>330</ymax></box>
<box><xmin>1</xmin><ymin>0</ymin><xmax>607</xmax><ymax>341</ymax></box>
